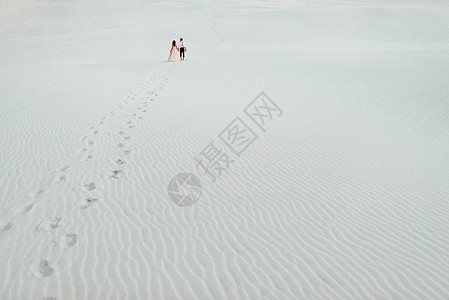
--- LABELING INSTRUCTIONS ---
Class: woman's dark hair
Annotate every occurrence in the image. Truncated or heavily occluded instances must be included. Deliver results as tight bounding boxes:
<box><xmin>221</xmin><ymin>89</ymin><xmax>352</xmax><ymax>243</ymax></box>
<box><xmin>172</xmin><ymin>40</ymin><xmax>176</xmax><ymax>46</ymax></box>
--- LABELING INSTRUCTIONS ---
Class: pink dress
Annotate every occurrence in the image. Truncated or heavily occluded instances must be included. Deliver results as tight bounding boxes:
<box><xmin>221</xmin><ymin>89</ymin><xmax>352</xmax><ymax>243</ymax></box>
<box><xmin>168</xmin><ymin>45</ymin><xmax>179</xmax><ymax>62</ymax></box>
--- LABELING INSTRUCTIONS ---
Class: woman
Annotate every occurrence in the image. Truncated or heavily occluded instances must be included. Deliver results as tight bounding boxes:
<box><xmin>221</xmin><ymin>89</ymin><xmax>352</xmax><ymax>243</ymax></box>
<box><xmin>168</xmin><ymin>40</ymin><xmax>179</xmax><ymax>62</ymax></box>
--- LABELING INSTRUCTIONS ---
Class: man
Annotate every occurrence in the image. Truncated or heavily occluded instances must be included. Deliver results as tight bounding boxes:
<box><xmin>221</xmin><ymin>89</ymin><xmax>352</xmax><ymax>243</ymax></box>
<box><xmin>179</xmin><ymin>38</ymin><xmax>187</xmax><ymax>61</ymax></box>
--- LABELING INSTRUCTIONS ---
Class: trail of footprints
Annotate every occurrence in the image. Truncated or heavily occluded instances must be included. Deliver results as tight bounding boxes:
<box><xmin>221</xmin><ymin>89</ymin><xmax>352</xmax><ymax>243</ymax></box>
<box><xmin>0</xmin><ymin>65</ymin><xmax>173</xmax><ymax>293</ymax></box>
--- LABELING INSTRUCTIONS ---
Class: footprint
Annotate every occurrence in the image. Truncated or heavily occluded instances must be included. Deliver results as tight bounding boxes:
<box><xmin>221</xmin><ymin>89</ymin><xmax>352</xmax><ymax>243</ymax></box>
<box><xmin>79</xmin><ymin>198</ymin><xmax>97</xmax><ymax>209</ymax></box>
<box><xmin>107</xmin><ymin>170</ymin><xmax>121</xmax><ymax>179</ymax></box>
<box><xmin>87</xmin><ymin>140</ymin><xmax>94</xmax><ymax>146</ymax></box>
<box><xmin>11</xmin><ymin>203</ymin><xmax>34</xmax><ymax>217</ymax></box>
<box><xmin>82</xmin><ymin>182</ymin><xmax>96</xmax><ymax>191</ymax></box>
<box><xmin>59</xmin><ymin>234</ymin><xmax>77</xmax><ymax>248</ymax></box>
<box><xmin>77</xmin><ymin>148</ymin><xmax>87</xmax><ymax>154</ymax></box>
<box><xmin>117</xmin><ymin>143</ymin><xmax>124</xmax><ymax>148</ymax></box>
<box><xmin>114</xmin><ymin>159</ymin><xmax>125</xmax><ymax>165</ymax></box>
<box><xmin>122</xmin><ymin>150</ymin><xmax>131</xmax><ymax>155</ymax></box>
<box><xmin>117</xmin><ymin>131</ymin><xmax>125</xmax><ymax>135</ymax></box>
<box><xmin>0</xmin><ymin>221</ymin><xmax>12</xmax><ymax>232</ymax></box>
<box><xmin>138</xmin><ymin>116</ymin><xmax>143</xmax><ymax>119</ymax></box>
<box><xmin>123</xmin><ymin>136</ymin><xmax>131</xmax><ymax>141</ymax></box>
<box><xmin>39</xmin><ymin>217</ymin><xmax>62</xmax><ymax>232</ymax></box>
<box><xmin>29</xmin><ymin>189</ymin><xmax>45</xmax><ymax>198</ymax></box>
<box><xmin>53</xmin><ymin>175</ymin><xmax>66</xmax><ymax>183</ymax></box>
<box><xmin>59</xmin><ymin>165</ymin><xmax>70</xmax><ymax>172</ymax></box>
<box><xmin>31</xmin><ymin>259</ymin><xmax>54</xmax><ymax>278</ymax></box>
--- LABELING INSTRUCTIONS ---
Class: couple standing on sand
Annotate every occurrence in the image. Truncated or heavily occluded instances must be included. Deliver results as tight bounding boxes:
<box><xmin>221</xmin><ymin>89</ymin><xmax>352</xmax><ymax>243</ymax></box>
<box><xmin>168</xmin><ymin>38</ymin><xmax>187</xmax><ymax>62</ymax></box>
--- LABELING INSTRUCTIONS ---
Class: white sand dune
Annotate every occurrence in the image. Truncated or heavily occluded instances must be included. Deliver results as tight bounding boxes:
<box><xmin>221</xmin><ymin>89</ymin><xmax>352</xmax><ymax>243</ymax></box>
<box><xmin>1</xmin><ymin>0</ymin><xmax>449</xmax><ymax>299</ymax></box>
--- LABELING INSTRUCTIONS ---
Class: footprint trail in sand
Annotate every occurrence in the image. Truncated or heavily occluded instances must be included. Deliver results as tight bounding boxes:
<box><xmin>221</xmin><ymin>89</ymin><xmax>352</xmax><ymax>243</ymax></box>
<box><xmin>0</xmin><ymin>63</ymin><xmax>176</xmax><ymax>298</ymax></box>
